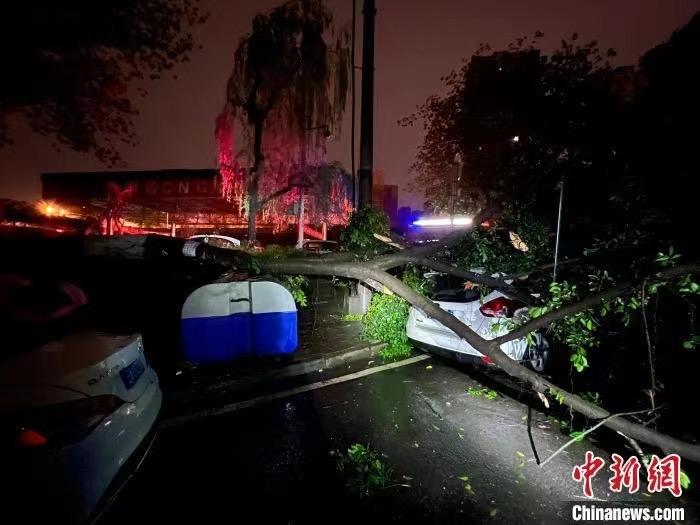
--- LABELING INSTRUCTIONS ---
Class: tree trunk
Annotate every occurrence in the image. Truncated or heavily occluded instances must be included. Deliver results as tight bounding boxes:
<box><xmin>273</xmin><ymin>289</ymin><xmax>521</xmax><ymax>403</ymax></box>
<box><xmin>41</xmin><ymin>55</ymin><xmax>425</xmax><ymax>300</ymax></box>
<box><xmin>246</xmin><ymin>118</ymin><xmax>265</xmax><ymax>244</ymax></box>
<box><xmin>247</xmin><ymin>178</ymin><xmax>259</xmax><ymax>244</ymax></box>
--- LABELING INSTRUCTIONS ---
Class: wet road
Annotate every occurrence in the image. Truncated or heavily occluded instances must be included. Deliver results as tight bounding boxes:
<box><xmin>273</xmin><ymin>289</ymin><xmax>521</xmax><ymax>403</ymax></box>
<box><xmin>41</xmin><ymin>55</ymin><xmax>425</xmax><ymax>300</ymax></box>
<box><xmin>100</xmin><ymin>358</ymin><xmax>684</xmax><ymax>524</ymax></box>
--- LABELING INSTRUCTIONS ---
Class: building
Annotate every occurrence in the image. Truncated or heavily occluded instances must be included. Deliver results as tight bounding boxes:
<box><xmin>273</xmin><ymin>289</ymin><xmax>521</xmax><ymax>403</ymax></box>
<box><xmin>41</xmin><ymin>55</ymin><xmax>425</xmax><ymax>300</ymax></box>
<box><xmin>41</xmin><ymin>168</ymin><xmax>352</xmax><ymax>242</ymax></box>
<box><xmin>371</xmin><ymin>169</ymin><xmax>399</xmax><ymax>226</ymax></box>
<box><xmin>42</xmin><ymin>169</ymin><xmax>244</xmax><ymax>237</ymax></box>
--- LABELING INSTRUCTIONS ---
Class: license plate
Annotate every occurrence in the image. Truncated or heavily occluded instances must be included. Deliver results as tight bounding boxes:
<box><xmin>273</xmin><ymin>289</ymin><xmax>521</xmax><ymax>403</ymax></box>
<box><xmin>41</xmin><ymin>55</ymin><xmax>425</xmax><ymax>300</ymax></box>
<box><xmin>120</xmin><ymin>359</ymin><xmax>145</xmax><ymax>389</ymax></box>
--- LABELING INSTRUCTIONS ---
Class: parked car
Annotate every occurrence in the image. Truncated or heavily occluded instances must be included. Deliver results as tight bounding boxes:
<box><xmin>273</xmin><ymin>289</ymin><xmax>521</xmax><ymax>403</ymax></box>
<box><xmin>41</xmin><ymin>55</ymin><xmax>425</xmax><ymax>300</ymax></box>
<box><xmin>0</xmin><ymin>276</ymin><xmax>162</xmax><ymax>523</ymax></box>
<box><xmin>188</xmin><ymin>234</ymin><xmax>241</xmax><ymax>250</ymax></box>
<box><xmin>302</xmin><ymin>239</ymin><xmax>339</xmax><ymax>255</ymax></box>
<box><xmin>406</xmin><ymin>273</ymin><xmax>550</xmax><ymax>372</ymax></box>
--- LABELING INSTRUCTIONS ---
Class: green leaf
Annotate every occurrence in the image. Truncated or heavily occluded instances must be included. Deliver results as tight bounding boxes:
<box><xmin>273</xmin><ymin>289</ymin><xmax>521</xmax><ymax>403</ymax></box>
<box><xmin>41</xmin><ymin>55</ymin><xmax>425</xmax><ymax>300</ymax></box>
<box><xmin>570</xmin><ymin>352</ymin><xmax>589</xmax><ymax>373</ymax></box>
<box><xmin>682</xmin><ymin>335</ymin><xmax>700</xmax><ymax>350</ymax></box>
<box><xmin>680</xmin><ymin>470</ymin><xmax>691</xmax><ymax>490</ymax></box>
<box><xmin>529</xmin><ymin>307</ymin><xmax>543</xmax><ymax>318</ymax></box>
<box><xmin>569</xmin><ymin>431</ymin><xmax>585</xmax><ymax>442</ymax></box>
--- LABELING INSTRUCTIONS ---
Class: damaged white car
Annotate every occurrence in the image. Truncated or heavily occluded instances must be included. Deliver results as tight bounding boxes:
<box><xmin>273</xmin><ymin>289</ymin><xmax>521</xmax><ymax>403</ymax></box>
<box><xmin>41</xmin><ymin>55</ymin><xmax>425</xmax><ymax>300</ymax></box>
<box><xmin>406</xmin><ymin>273</ymin><xmax>550</xmax><ymax>372</ymax></box>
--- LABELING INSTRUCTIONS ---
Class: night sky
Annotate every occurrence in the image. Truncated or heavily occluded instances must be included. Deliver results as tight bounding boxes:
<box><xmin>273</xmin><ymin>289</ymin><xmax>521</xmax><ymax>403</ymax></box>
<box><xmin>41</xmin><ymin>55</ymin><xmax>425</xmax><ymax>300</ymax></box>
<box><xmin>1</xmin><ymin>0</ymin><xmax>698</xmax><ymax>208</ymax></box>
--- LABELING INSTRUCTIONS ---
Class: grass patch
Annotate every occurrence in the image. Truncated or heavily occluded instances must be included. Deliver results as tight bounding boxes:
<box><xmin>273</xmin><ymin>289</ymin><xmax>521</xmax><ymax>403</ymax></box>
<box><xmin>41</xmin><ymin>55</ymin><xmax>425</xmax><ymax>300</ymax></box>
<box><xmin>336</xmin><ymin>443</ymin><xmax>393</xmax><ymax>495</ymax></box>
<box><xmin>363</xmin><ymin>292</ymin><xmax>412</xmax><ymax>361</ymax></box>
<box><xmin>466</xmin><ymin>386</ymin><xmax>499</xmax><ymax>400</ymax></box>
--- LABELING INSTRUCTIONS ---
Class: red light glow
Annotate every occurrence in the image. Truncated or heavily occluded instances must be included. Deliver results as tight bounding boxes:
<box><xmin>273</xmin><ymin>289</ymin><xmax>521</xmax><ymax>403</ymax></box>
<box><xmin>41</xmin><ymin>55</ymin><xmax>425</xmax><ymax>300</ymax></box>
<box><xmin>17</xmin><ymin>428</ymin><xmax>48</xmax><ymax>447</ymax></box>
<box><xmin>215</xmin><ymin>104</ymin><xmax>352</xmax><ymax>231</ymax></box>
<box><xmin>479</xmin><ymin>297</ymin><xmax>525</xmax><ymax>318</ymax></box>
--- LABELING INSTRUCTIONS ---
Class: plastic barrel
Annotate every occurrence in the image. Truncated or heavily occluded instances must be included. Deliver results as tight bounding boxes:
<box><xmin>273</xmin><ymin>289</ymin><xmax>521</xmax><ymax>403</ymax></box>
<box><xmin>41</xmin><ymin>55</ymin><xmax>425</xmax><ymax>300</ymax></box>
<box><xmin>249</xmin><ymin>281</ymin><xmax>298</xmax><ymax>356</ymax></box>
<box><xmin>181</xmin><ymin>280</ymin><xmax>298</xmax><ymax>363</ymax></box>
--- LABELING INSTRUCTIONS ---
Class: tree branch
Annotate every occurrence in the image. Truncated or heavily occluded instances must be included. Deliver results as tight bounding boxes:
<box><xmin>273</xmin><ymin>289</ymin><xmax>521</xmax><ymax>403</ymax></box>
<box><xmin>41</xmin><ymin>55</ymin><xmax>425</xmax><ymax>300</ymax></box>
<box><xmin>368</xmin><ymin>230</ymin><xmax>470</xmax><ymax>270</ymax></box>
<box><xmin>259</xmin><ymin>185</ymin><xmax>294</xmax><ymax>207</ymax></box>
<box><xmin>493</xmin><ymin>263</ymin><xmax>699</xmax><ymax>346</ymax></box>
<box><xmin>503</xmin><ymin>257</ymin><xmax>581</xmax><ymax>281</ymax></box>
<box><xmin>413</xmin><ymin>257</ymin><xmax>531</xmax><ymax>303</ymax></box>
<box><xmin>539</xmin><ymin>406</ymin><xmax>662</xmax><ymax>467</ymax></box>
<box><xmin>361</xmin><ymin>229</ymin><xmax>529</xmax><ymax>301</ymax></box>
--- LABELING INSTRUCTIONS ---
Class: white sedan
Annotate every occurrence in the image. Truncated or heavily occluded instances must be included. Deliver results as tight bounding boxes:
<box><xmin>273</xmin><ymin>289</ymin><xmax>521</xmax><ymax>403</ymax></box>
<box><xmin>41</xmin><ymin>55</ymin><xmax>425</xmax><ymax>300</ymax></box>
<box><xmin>406</xmin><ymin>279</ymin><xmax>549</xmax><ymax>372</ymax></box>
<box><xmin>0</xmin><ymin>278</ymin><xmax>161</xmax><ymax>523</ymax></box>
<box><xmin>188</xmin><ymin>234</ymin><xmax>241</xmax><ymax>249</ymax></box>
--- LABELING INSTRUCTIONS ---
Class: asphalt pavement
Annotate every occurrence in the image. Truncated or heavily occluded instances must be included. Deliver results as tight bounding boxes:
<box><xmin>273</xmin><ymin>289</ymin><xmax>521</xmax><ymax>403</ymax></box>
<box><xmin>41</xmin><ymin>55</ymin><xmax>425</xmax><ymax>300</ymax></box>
<box><xmin>98</xmin><ymin>357</ymin><xmax>693</xmax><ymax>524</ymax></box>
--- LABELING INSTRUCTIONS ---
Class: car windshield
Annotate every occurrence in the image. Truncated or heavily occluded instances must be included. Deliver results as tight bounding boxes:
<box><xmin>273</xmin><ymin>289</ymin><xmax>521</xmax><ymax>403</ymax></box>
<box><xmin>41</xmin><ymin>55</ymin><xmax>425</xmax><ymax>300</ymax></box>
<box><xmin>424</xmin><ymin>273</ymin><xmax>481</xmax><ymax>303</ymax></box>
<box><xmin>198</xmin><ymin>236</ymin><xmax>238</xmax><ymax>249</ymax></box>
<box><xmin>423</xmin><ymin>272</ymin><xmax>537</xmax><ymax>303</ymax></box>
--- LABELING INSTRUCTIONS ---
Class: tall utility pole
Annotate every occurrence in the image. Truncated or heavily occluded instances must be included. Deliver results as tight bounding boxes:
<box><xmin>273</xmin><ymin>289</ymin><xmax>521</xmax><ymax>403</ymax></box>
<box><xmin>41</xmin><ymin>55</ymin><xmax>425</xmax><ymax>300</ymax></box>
<box><xmin>351</xmin><ymin>0</ymin><xmax>357</xmax><ymax>208</ymax></box>
<box><xmin>357</xmin><ymin>0</ymin><xmax>376</xmax><ymax>209</ymax></box>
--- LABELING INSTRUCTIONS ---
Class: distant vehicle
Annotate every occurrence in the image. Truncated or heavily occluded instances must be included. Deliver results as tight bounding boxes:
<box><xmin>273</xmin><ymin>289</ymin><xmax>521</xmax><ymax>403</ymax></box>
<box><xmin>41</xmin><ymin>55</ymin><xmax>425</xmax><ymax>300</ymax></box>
<box><xmin>302</xmin><ymin>239</ymin><xmax>339</xmax><ymax>255</ymax></box>
<box><xmin>0</xmin><ymin>276</ymin><xmax>162</xmax><ymax>523</ymax></box>
<box><xmin>406</xmin><ymin>272</ymin><xmax>550</xmax><ymax>372</ymax></box>
<box><xmin>189</xmin><ymin>234</ymin><xmax>241</xmax><ymax>250</ymax></box>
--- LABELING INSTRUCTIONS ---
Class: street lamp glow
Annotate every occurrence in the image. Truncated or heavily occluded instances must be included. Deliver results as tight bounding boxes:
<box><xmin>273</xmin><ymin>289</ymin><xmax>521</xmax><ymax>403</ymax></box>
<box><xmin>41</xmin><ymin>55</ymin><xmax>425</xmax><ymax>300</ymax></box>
<box><xmin>414</xmin><ymin>218</ymin><xmax>451</xmax><ymax>226</ymax></box>
<box><xmin>413</xmin><ymin>216</ymin><xmax>473</xmax><ymax>227</ymax></box>
<box><xmin>36</xmin><ymin>200</ymin><xmax>66</xmax><ymax>217</ymax></box>
<box><xmin>511</xmin><ymin>135</ymin><xmax>520</xmax><ymax>143</ymax></box>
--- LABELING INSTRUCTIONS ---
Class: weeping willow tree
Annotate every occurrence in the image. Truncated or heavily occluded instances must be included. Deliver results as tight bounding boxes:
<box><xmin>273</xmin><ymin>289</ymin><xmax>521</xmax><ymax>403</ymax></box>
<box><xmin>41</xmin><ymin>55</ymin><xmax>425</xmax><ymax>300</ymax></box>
<box><xmin>217</xmin><ymin>0</ymin><xmax>350</xmax><ymax>243</ymax></box>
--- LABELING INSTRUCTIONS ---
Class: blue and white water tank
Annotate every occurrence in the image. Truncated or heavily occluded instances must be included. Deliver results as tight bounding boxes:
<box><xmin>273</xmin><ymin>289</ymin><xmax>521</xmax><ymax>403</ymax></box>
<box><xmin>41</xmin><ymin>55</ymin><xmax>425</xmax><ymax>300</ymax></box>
<box><xmin>181</xmin><ymin>280</ymin><xmax>298</xmax><ymax>363</ymax></box>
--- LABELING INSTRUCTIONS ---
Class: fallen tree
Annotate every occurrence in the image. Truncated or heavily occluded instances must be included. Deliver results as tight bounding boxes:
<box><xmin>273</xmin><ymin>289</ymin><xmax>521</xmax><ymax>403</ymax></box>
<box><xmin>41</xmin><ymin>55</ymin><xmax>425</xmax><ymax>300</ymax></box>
<box><xmin>257</xmin><ymin>241</ymin><xmax>700</xmax><ymax>464</ymax></box>
<box><xmin>69</xmin><ymin>233</ymin><xmax>700</xmax><ymax>463</ymax></box>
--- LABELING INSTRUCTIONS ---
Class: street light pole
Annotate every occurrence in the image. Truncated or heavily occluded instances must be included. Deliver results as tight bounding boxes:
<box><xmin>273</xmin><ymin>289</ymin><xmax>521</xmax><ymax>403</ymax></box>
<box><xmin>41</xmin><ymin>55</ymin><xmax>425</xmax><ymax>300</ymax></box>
<box><xmin>451</xmin><ymin>153</ymin><xmax>463</xmax><ymax>230</ymax></box>
<box><xmin>296</xmin><ymin>192</ymin><xmax>305</xmax><ymax>249</ymax></box>
<box><xmin>553</xmin><ymin>176</ymin><xmax>565</xmax><ymax>282</ymax></box>
<box><xmin>296</xmin><ymin>135</ymin><xmax>308</xmax><ymax>250</ymax></box>
<box><xmin>357</xmin><ymin>0</ymin><xmax>376</xmax><ymax>208</ymax></box>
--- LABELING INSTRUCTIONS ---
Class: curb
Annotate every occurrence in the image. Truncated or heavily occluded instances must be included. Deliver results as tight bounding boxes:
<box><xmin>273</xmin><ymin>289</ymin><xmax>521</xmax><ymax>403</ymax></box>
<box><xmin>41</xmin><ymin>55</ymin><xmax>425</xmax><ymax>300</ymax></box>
<box><xmin>205</xmin><ymin>341</ymin><xmax>388</xmax><ymax>394</ymax></box>
<box><xmin>165</xmin><ymin>341</ymin><xmax>389</xmax><ymax>411</ymax></box>
<box><xmin>162</xmin><ymin>352</ymin><xmax>428</xmax><ymax>429</ymax></box>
